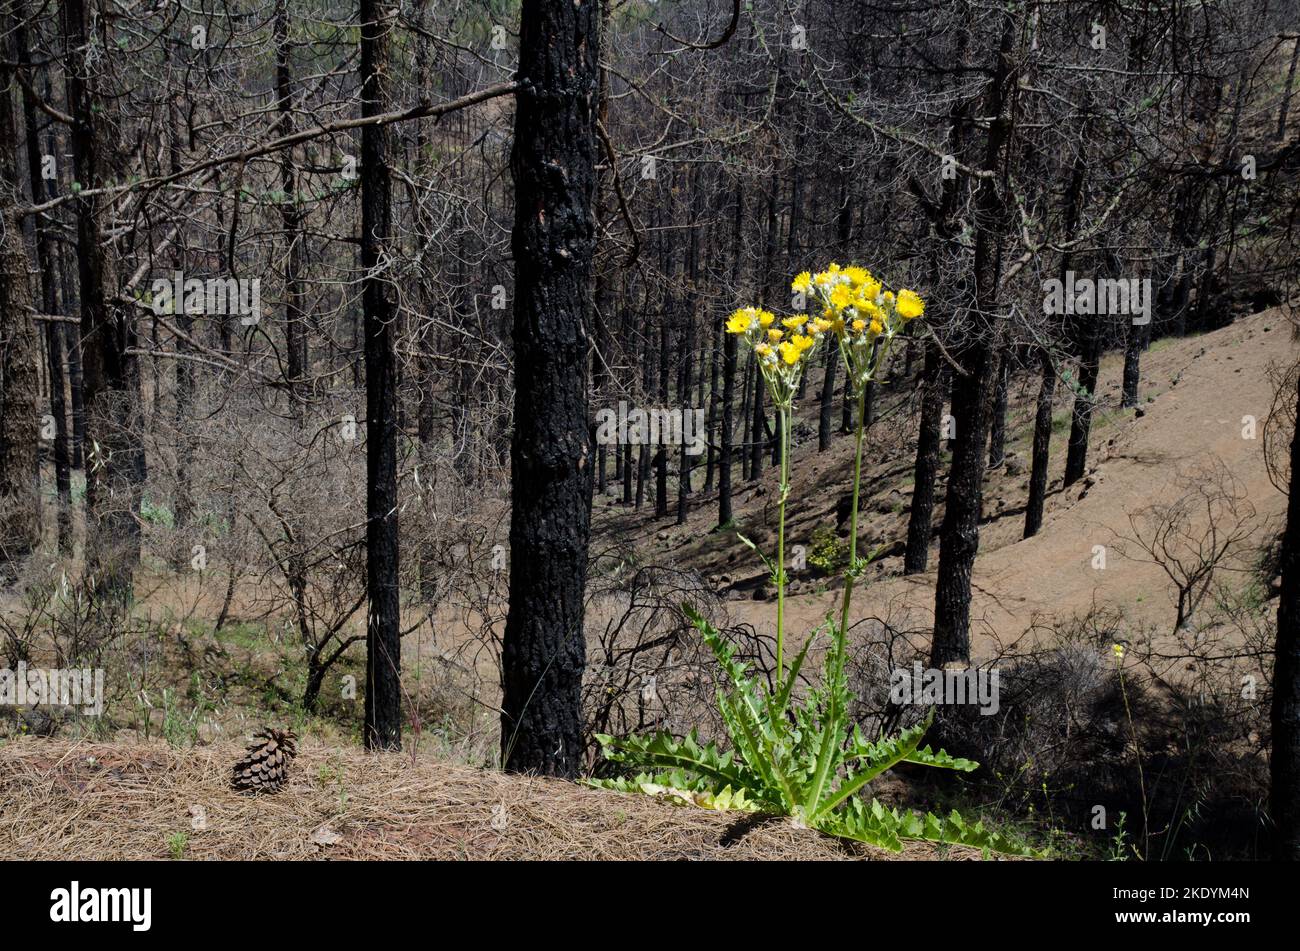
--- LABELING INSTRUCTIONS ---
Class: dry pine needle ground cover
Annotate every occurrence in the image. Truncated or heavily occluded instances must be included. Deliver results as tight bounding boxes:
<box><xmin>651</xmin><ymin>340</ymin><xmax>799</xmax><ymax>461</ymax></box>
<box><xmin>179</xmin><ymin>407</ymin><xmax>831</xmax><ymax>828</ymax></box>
<box><xmin>0</xmin><ymin>738</ymin><xmax>997</xmax><ymax>860</ymax></box>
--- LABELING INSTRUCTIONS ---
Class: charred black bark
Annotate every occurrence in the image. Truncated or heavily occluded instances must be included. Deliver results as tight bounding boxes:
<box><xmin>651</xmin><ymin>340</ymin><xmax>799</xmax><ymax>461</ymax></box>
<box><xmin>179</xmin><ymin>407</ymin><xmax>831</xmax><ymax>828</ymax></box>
<box><xmin>1121</xmin><ymin>319</ymin><xmax>1146</xmax><ymax>408</ymax></box>
<box><xmin>987</xmin><ymin>349</ymin><xmax>1009</xmax><ymax>469</ymax></box>
<box><xmin>500</xmin><ymin>0</ymin><xmax>598</xmax><ymax>778</ymax></box>
<box><xmin>1273</xmin><ymin>368</ymin><xmax>1300</xmax><ymax>859</ymax></box>
<box><xmin>360</xmin><ymin>0</ymin><xmax>402</xmax><ymax>751</ymax></box>
<box><xmin>64</xmin><ymin>0</ymin><xmax>142</xmax><ymax>601</ymax></box>
<box><xmin>904</xmin><ymin>341</ymin><xmax>945</xmax><ymax>574</ymax></box>
<box><xmin>15</xmin><ymin>13</ymin><xmax>70</xmax><ymax>555</ymax></box>
<box><xmin>930</xmin><ymin>10</ymin><xmax>1018</xmax><ymax>668</ymax></box>
<box><xmin>1023</xmin><ymin>347</ymin><xmax>1056</xmax><ymax>538</ymax></box>
<box><xmin>1063</xmin><ymin>321</ymin><xmax>1100</xmax><ymax>487</ymax></box>
<box><xmin>276</xmin><ymin>0</ymin><xmax>308</xmax><ymax>415</ymax></box>
<box><xmin>0</xmin><ymin>17</ymin><xmax>40</xmax><ymax>582</ymax></box>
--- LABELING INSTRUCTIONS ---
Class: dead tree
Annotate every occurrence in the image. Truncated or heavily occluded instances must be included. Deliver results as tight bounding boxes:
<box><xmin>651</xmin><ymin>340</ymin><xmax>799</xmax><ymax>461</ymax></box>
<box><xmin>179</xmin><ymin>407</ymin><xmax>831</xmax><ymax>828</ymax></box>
<box><xmin>500</xmin><ymin>0</ymin><xmax>599</xmax><ymax>778</ymax></box>
<box><xmin>360</xmin><ymin>0</ymin><xmax>402</xmax><ymax>751</ymax></box>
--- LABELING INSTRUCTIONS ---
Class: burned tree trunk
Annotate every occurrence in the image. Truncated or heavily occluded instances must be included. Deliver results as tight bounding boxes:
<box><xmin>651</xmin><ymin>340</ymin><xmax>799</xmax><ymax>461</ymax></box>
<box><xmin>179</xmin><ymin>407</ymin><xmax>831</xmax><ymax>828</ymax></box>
<box><xmin>0</xmin><ymin>32</ymin><xmax>40</xmax><ymax>582</ymax></box>
<box><xmin>14</xmin><ymin>10</ymin><xmax>69</xmax><ymax>557</ymax></box>
<box><xmin>1023</xmin><ymin>347</ymin><xmax>1056</xmax><ymax>538</ymax></box>
<box><xmin>360</xmin><ymin>0</ymin><xmax>402</xmax><ymax>751</ymax></box>
<box><xmin>930</xmin><ymin>11</ymin><xmax>1018</xmax><ymax>668</ymax></box>
<box><xmin>718</xmin><ymin>182</ymin><xmax>743</xmax><ymax>524</ymax></box>
<box><xmin>1121</xmin><ymin>318</ymin><xmax>1146</xmax><ymax>409</ymax></box>
<box><xmin>904</xmin><ymin>341</ymin><xmax>946</xmax><ymax>574</ymax></box>
<box><xmin>718</xmin><ymin>328</ymin><xmax>737</xmax><ymax>527</ymax></box>
<box><xmin>64</xmin><ymin>0</ymin><xmax>143</xmax><ymax>601</ymax></box>
<box><xmin>1028</xmin><ymin>128</ymin><xmax>1088</xmax><ymax>520</ymax></box>
<box><xmin>276</xmin><ymin>0</ymin><xmax>308</xmax><ymax>414</ymax></box>
<box><xmin>987</xmin><ymin>349</ymin><xmax>1010</xmax><ymax>469</ymax></box>
<box><xmin>1274</xmin><ymin>366</ymin><xmax>1300</xmax><ymax>859</ymax></box>
<box><xmin>1063</xmin><ymin>320</ymin><xmax>1101</xmax><ymax>488</ymax></box>
<box><xmin>500</xmin><ymin>0</ymin><xmax>598</xmax><ymax>778</ymax></box>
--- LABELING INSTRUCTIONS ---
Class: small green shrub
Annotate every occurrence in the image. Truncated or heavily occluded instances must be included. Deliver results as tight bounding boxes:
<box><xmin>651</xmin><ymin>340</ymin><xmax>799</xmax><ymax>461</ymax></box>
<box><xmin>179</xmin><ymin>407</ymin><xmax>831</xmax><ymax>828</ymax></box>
<box><xmin>807</xmin><ymin>524</ymin><xmax>847</xmax><ymax>575</ymax></box>
<box><xmin>166</xmin><ymin>831</ymin><xmax>189</xmax><ymax>859</ymax></box>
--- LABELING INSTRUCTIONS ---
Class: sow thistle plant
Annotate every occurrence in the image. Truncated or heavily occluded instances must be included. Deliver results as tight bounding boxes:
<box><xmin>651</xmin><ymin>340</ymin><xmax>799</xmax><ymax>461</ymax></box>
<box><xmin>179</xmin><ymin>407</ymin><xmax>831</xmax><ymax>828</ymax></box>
<box><xmin>588</xmin><ymin>265</ymin><xmax>1032</xmax><ymax>855</ymax></box>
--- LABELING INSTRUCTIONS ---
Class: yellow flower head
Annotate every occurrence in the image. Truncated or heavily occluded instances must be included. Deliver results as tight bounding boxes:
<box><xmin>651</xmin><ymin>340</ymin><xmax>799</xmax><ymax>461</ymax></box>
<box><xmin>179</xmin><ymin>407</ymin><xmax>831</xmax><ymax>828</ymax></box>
<box><xmin>851</xmin><ymin>318</ymin><xmax>867</xmax><ymax>333</ymax></box>
<box><xmin>779</xmin><ymin>341</ymin><xmax>802</xmax><ymax>365</ymax></box>
<box><xmin>896</xmin><ymin>289</ymin><xmax>925</xmax><ymax>319</ymax></box>
<box><xmin>791</xmin><ymin>272</ymin><xmax>812</xmax><ymax>294</ymax></box>
<box><xmin>725</xmin><ymin>309</ymin><xmax>755</xmax><ymax>335</ymax></box>
<box><xmin>767</xmin><ymin>328</ymin><xmax>784</xmax><ymax>343</ymax></box>
<box><xmin>830</xmin><ymin>284</ymin><xmax>852</xmax><ymax>309</ymax></box>
<box><xmin>844</xmin><ymin>266</ymin><xmax>870</xmax><ymax>287</ymax></box>
<box><xmin>783</xmin><ymin>315</ymin><xmax>808</xmax><ymax>330</ymax></box>
<box><xmin>758</xmin><ymin>311</ymin><xmax>776</xmax><ymax>328</ymax></box>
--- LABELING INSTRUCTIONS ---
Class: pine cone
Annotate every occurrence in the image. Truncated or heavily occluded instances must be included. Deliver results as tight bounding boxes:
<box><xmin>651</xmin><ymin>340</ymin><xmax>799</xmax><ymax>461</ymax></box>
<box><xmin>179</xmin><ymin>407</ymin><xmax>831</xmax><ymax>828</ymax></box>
<box><xmin>231</xmin><ymin>727</ymin><xmax>298</xmax><ymax>794</ymax></box>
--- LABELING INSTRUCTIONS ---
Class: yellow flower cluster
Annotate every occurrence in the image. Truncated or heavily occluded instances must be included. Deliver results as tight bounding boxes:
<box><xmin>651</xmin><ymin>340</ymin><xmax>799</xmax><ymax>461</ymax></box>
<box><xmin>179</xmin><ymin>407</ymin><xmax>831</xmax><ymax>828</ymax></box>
<box><xmin>724</xmin><ymin>306</ymin><xmax>829</xmax><ymax>408</ymax></box>
<box><xmin>793</xmin><ymin>264</ymin><xmax>925</xmax><ymax>392</ymax></box>
<box><xmin>723</xmin><ymin>265</ymin><xmax>925</xmax><ymax>408</ymax></box>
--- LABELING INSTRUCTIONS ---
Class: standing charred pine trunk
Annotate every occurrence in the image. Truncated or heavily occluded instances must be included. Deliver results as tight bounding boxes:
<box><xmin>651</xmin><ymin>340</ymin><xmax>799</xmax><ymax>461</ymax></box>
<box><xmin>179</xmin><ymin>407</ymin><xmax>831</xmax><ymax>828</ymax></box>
<box><xmin>718</xmin><ymin>183</ymin><xmax>743</xmax><ymax>525</ymax></box>
<box><xmin>1273</xmin><ymin>366</ymin><xmax>1300</xmax><ymax>859</ymax></box>
<box><xmin>0</xmin><ymin>21</ymin><xmax>40</xmax><ymax>583</ymax></box>
<box><xmin>276</xmin><ymin>0</ymin><xmax>308</xmax><ymax>414</ymax></box>
<box><xmin>1023</xmin><ymin>346</ymin><xmax>1055</xmax><ymax>538</ymax></box>
<box><xmin>592</xmin><ymin>1</ymin><xmax>615</xmax><ymax>499</ymax></box>
<box><xmin>903</xmin><ymin>342</ymin><xmax>946</xmax><ymax>574</ymax></box>
<box><xmin>930</xmin><ymin>11</ymin><xmax>1018</xmax><ymax>668</ymax></box>
<box><xmin>817</xmin><ymin>347</ymin><xmax>837</xmax><ymax>452</ymax></box>
<box><xmin>676</xmin><ymin>318</ymin><xmax>693</xmax><ymax>525</ymax></box>
<box><xmin>987</xmin><ymin>350</ymin><xmax>1010</xmax><ymax>468</ymax></box>
<box><xmin>500</xmin><ymin>0</ymin><xmax>598</xmax><ymax>778</ymax></box>
<box><xmin>59</xmin><ymin>236</ymin><xmax>85</xmax><ymax>470</ymax></box>
<box><xmin>1121</xmin><ymin>318</ymin><xmax>1146</xmax><ymax>408</ymax></box>
<box><xmin>902</xmin><ymin>79</ymin><xmax>965</xmax><ymax>577</ymax></box>
<box><xmin>1060</xmin><ymin>105</ymin><xmax>1104</xmax><ymax>489</ymax></box>
<box><xmin>677</xmin><ymin>173</ymin><xmax>703</xmax><ymax>524</ymax></box>
<box><xmin>655</xmin><ymin>321</ymin><xmax>670</xmax><ymax>517</ymax></box>
<box><xmin>718</xmin><ymin>326</ymin><xmax>737</xmax><ymax>527</ymax></box>
<box><xmin>1025</xmin><ymin>131</ymin><xmax>1087</xmax><ymax>535</ymax></box>
<box><xmin>1063</xmin><ymin>320</ymin><xmax>1101</xmax><ymax>487</ymax></box>
<box><xmin>165</xmin><ymin>98</ymin><xmax>197</xmax><ymax>560</ymax></box>
<box><xmin>15</xmin><ymin>6</ymin><xmax>70</xmax><ymax>556</ymax></box>
<box><xmin>360</xmin><ymin>0</ymin><xmax>402</xmax><ymax>751</ymax></box>
<box><xmin>704</xmin><ymin>324</ymin><xmax>719</xmax><ymax>493</ymax></box>
<box><xmin>64</xmin><ymin>0</ymin><xmax>142</xmax><ymax>601</ymax></box>
<box><xmin>593</xmin><ymin>274</ymin><xmax>612</xmax><ymax>497</ymax></box>
<box><xmin>635</xmin><ymin>335</ymin><xmax>651</xmax><ymax>509</ymax></box>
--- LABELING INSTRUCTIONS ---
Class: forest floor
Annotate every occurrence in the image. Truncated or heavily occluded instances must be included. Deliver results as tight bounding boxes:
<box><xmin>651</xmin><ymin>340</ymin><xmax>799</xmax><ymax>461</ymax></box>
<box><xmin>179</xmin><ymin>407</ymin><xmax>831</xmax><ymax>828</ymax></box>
<box><xmin>0</xmin><ymin>738</ymin><xmax>1003</xmax><ymax>860</ymax></box>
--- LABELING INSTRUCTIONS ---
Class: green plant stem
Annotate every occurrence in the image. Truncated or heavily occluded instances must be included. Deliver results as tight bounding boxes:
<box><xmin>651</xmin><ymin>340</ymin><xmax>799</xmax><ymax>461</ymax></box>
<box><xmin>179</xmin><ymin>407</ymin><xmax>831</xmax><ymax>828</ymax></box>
<box><xmin>838</xmin><ymin>385</ymin><xmax>869</xmax><ymax>636</ymax></box>
<box><xmin>775</xmin><ymin>403</ymin><xmax>792</xmax><ymax>687</ymax></box>
<box><xmin>1116</xmin><ymin>662</ymin><xmax>1149</xmax><ymax>859</ymax></box>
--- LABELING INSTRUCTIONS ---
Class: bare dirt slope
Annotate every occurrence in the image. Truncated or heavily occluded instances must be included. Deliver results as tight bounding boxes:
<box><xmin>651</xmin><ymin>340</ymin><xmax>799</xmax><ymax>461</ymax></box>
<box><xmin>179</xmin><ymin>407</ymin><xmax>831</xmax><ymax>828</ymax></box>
<box><xmin>600</xmin><ymin>310</ymin><xmax>1296</xmax><ymax>655</ymax></box>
